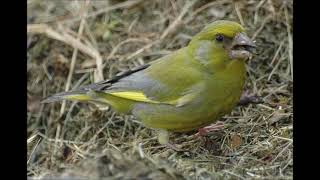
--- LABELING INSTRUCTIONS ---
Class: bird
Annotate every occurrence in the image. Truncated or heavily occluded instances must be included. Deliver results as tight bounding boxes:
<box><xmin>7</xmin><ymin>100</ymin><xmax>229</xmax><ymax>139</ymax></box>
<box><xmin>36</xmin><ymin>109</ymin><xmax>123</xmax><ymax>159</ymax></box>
<box><xmin>42</xmin><ymin>20</ymin><xmax>256</xmax><ymax>146</ymax></box>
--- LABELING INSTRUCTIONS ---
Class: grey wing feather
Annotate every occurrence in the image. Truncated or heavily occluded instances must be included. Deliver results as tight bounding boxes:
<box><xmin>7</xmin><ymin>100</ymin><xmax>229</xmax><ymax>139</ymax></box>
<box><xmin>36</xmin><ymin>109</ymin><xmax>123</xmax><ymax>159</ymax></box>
<box><xmin>41</xmin><ymin>64</ymin><xmax>151</xmax><ymax>103</ymax></box>
<box><xmin>74</xmin><ymin>63</ymin><xmax>168</xmax><ymax>99</ymax></box>
<box><xmin>78</xmin><ymin>64</ymin><xmax>152</xmax><ymax>92</ymax></box>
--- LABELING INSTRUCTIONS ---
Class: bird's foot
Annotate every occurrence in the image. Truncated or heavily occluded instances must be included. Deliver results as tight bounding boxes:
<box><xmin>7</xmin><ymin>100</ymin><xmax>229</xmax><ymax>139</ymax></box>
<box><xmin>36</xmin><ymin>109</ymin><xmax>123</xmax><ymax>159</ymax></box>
<box><xmin>157</xmin><ymin>129</ymin><xmax>186</xmax><ymax>152</ymax></box>
<box><xmin>238</xmin><ymin>90</ymin><xmax>263</xmax><ymax>106</ymax></box>
<box><xmin>158</xmin><ymin>129</ymin><xmax>170</xmax><ymax>145</ymax></box>
<box><xmin>195</xmin><ymin>121</ymin><xmax>225</xmax><ymax>137</ymax></box>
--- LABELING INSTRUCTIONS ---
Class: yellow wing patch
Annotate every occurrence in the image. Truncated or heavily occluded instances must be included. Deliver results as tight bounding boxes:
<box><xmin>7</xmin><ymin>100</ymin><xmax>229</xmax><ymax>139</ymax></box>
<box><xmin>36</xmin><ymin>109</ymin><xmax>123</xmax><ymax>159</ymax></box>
<box><xmin>65</xmin><ymin>94</ymin><xmax>91</xmax><ymax>101</ymax></box>
<box><xmin>109</xmin><ymin>91</ymin><xmax>196</xmax><ymax>107</ymax></box>
<box><xmin>109</xmin><ymin>91</ymin><xmax>158</xmax><ymax>103</ymax></box>
<box><xmin>109</xmin><ymin>91</ymin><xmax>176</xmax><ymax>105</ymax></box>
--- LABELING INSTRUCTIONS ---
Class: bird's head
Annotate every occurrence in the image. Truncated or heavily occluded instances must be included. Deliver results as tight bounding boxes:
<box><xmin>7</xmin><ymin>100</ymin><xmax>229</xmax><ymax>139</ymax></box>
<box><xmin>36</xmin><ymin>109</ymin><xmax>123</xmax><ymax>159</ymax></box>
<box><xmin>188</xmin><ymin>20</ymin><xmax>256</xmax><ymax>70</ymax></box>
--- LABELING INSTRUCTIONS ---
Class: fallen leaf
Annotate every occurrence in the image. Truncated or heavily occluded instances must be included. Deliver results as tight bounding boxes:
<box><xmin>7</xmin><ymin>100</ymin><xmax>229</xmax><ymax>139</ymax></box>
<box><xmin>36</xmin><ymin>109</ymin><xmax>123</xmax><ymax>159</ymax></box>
<box><xmin>230</xmin><ymin>134</ymin><xmax>242</xmax><ymax>150</ymax></box>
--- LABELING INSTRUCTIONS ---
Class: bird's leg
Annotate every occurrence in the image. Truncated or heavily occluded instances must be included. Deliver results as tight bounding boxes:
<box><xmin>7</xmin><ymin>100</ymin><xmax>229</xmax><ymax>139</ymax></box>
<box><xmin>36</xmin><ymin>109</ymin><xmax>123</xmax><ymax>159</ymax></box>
<box><xmin>157</xmin><ymin>129</ymin><xmax>183</xmax><ymax>152</ymax></box>
<box><xmin>195</xmin><ymin>121</ymin><xmax>225</xmax><ymax>137</ymax></box>
<box><xmin>158</xmin><ymin>129</ymin><xmax>170</xmax><ymax>145</ymax></box>
<box><xmin>237</xmin><ymin>90</ymin><xmax>263</xmax><ymax>106</ymax></box>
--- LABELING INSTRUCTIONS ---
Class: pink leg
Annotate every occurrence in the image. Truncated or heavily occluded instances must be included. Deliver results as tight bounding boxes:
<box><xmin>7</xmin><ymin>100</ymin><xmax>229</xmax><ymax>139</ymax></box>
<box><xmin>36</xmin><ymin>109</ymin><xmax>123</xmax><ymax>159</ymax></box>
<box><xmin>195</xmin><ymin>121</ymin><xmax>225</xmax><ymax>137</ymax></box>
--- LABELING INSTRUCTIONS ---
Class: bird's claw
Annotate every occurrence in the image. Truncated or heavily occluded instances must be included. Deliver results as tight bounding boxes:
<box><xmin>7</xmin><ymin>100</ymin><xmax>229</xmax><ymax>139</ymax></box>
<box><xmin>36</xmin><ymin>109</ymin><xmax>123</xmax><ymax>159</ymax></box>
<box><xmin>195</xmin><ymin>121</ymin><xmax>225</xmax><ymax>137</ymax></box>
<box><xmin>238</xmin><ymin>91</ymin><xmax>263</xmax><ymax>106</ymax></box>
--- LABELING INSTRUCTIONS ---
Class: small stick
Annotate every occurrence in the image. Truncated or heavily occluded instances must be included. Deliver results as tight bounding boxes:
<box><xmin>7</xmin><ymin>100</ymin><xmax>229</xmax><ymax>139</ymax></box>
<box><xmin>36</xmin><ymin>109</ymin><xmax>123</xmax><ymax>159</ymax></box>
<box><xmin>251</xmin><ymin>15</ymin><xmax>272</xmax><ymax>40</ymax></box>
<box><xmin>160</xmin><ymin>0</ymin><xmax>196</xmax><ymax>40</ymax></box>
<box><xmin>27</xmin><ymin>24</ymin><xmax>104</xmax><ymax>81</ymax></box>
<box><xmin>235</xmin><ymin>2</ymin><xmax>244</xmax><ymax>26</ymax></box>
<box><xmin>60</xmin><ymin>0</ymin><xmax>90</xmax><ymax>116</ymax></box>
<box><xmin>269</xmin><ymin>41</ymin><xmax>284</xmax><ymax>66</ymax></box>
<box><xmin>186</xmin><ymin>0</ymin><xmax>227</xmax><ymax>23</ymax></box>
<box><xmin>284</xmin><ymin>6</ymin><xmax>293</xmax><ymax>80</ymax></box>
<box><xmin>123</xmin><ymin>1</ymin><xmax>196</xmax><ymax>61</ymax></box>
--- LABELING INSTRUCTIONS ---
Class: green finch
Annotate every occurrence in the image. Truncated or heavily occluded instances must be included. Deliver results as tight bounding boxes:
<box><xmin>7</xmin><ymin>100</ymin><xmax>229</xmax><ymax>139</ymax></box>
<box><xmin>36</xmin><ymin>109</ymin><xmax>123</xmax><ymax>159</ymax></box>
<box><xmin>43</xmin><ymin>20</ymin><xmax>256</xmax><ymax>145</ymax></box>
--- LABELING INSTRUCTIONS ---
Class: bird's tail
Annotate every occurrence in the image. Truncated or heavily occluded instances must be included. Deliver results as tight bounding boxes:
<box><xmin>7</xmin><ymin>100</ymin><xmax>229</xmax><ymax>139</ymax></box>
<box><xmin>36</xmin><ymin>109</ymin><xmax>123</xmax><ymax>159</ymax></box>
<box><xmin>41</xmin><ymin>90</ymin><xmax>92</xmax><ymax>103</ymax></box>
<box><xmin>41</xmin><ymin>90</ymin><xmax>133</xmax><ymax>113</ymax></box>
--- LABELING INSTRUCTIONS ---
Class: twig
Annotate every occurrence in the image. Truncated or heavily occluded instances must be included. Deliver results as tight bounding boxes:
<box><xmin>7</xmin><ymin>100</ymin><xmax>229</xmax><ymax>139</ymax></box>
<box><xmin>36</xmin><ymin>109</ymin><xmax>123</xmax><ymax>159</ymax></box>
<box><xmin>254</xmin><ymin>0</ymin><xmax>266</xmax><ymax>25</ymax></box>
<box><xmin>284</xmin><ymin>6</ymin><xmax>293</xmax><ymax>81</ymax></box>
<box><xmin>42</xmin><ymin>63</ymin><xmax>52</xmax><ymax>81</ymax></box>
<box><xmin>60</xmin><ymin>0</ymin><xmax>90</xmax><ymax>116</ymax></box>
<box><xmin>82</xmin><ymin>0</ymin><xmax>142</xmax><ymax>21</ymax></box>
<box><xmin>61</xmin><ymin>0</ymin><xmax>143</xmax><ymax>24</ymax></box>
<box><xmin>272</xmin><ymin>136</ymin><xmax>293</xmax><ymax>142</ymax></box>
<box><xmin>268</xmin><ymin>56</ymin><xmax>285</xmax><ymax>81</ymax></box>
<box><xmin>27</xmin><ymin>134</ymin><xmax>38</xmax><ymax>144</ymax></box>
<box><xmin>104</xmin><ymin>38</ymin><xmax>150</xmax><ymax>67</ymax></box>
<box><xmin>28</xmin><ymin>176</ymin><xmax>87</xmax><ymax>180</ymax></box>
<box><xmin>251</xmin><ymin>15</ymin><xmax>272</xmax><ymax>40</ymax></box>
<box><xmin>223</xmin><ymin>170</ymin><xmax>246</xmax><ymax>180</ymax></box>
<box><xmin>53</xmin><ymin>123</ymin><xmax>61</xmax><ymax>158</ymax></box>
<box><xmin>125</xmin><ymin>41</ymin><xmax>159</xmax><ymax>61</ymax></box>
<box><xmin>37</xmin><ymin>132</ymin><xmax>85</xmax><ymax>144</ymax></box>
<box><xmin>28</xmin><ymin>23</ymin><xmax>104</xmax><ymax>81</ymax></box>
<box><xmin>28</xmin><ymin>24</ymin><xmax>63</xmax><ymax>41</ymax></box>
<box><xmin>282</xmin><ymin>158</ymin><xmax>293</xmax><ymax>171</ymax></box>
<box><xmin>270</xmin><ymin>41</ymin><xmax>284</xmax><ymax>66</ymax></box>
<box><xmin>160</xmin><ymin>0</ymin><xmax>196</xmax><ymax>40</ymax></box>
<box><xmin>138</xmin><ymin>142</ymin><xmax>145</xmax><ymax>159</ymax></box>
<box><xmin>122</xmin><ymin>1</ymin><xmax>196</xmax><ymax>61</ymax></box>
<box><xmin>117</xmin><ymin>1</ymin><xmax>196</xmax><ymax>62</ymax></box>
<box><xmin>27</xmin><ymin>137</ymin><xmax>41</xmax><ymax>165</ymax></box>
<box><xmin>169</xmin><ymin>0</ymin><xmax>179</xmax><ymax>17</ymax></box>
<box><xmin>87</xmin><ymin>117</ymin><xmax>114</xmax><ymax>143</ymax></box>
<box><xmin>270</xmin><ymin>141</ymin><xmax>292</xmax><ymax>163</ymax></box>
<box><xmin>186</xmin><ymin>0</ymin><xmax>227</xmax><ymax>23</ymax></box>
<box><xmin>84</xmin><ymin>22</ymin><xmax>99</xmax><ymax>54</ymax></box>
<box><xmin>235</xmin><ymin>2</ymin><xmax>244</xmax><ymax>26</ymax></box>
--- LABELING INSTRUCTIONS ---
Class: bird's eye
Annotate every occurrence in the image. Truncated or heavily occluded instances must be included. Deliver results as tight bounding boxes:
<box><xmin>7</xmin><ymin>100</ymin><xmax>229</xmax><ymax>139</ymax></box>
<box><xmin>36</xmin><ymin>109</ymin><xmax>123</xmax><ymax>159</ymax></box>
<box><xmin>215</xmin><ymin>34</ymin><xmax>224</xmax><ymax>42</ymax></box>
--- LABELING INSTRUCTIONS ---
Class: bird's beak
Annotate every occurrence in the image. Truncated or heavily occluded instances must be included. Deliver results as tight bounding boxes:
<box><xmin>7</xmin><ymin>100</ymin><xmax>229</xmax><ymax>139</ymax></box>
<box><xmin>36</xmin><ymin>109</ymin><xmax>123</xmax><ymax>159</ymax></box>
<box><xmin>229</xmin><ymin>32</ymin><xmax>257</xmax><ymax>60</ymax></box>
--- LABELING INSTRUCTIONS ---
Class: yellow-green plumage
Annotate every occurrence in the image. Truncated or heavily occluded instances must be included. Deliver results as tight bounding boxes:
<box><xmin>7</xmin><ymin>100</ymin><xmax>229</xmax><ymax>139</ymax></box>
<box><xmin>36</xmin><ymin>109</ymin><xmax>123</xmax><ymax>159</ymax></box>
<box><xmin>43</xmin><ymin>20</ymin><xmax>256</xmax><ymax>144</ymax></box>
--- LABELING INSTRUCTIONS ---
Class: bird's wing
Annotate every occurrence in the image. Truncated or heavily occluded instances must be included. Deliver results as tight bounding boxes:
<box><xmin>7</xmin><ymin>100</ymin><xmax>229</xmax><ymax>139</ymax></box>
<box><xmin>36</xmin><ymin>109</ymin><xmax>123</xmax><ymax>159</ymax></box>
<box><xmin>82</xmin><ymin>49</ymin><xmax>204</xmax><ymax>106</ymax></box>
<box><xmin>78</xmin><ymin>64</ymin><xmax>151</xmax><ymax>92</ymax></box>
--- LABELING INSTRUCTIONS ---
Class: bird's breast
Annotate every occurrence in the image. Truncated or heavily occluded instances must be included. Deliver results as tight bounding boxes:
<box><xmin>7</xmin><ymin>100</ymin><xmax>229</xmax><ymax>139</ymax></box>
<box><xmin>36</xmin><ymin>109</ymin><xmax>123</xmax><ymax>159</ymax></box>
<box><xmin>132</xmin><ymin>60</ymin><xmax>247</xmax><ymax>132</ymax></box>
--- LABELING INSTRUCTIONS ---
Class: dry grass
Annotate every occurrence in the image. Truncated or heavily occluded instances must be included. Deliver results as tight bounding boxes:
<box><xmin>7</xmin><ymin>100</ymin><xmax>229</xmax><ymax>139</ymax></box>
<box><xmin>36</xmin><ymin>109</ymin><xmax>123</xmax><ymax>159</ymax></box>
<box><xmin>27</xmin><ymin>0</ymin><xmax>293</xmax><ymax>179</ymax></box>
